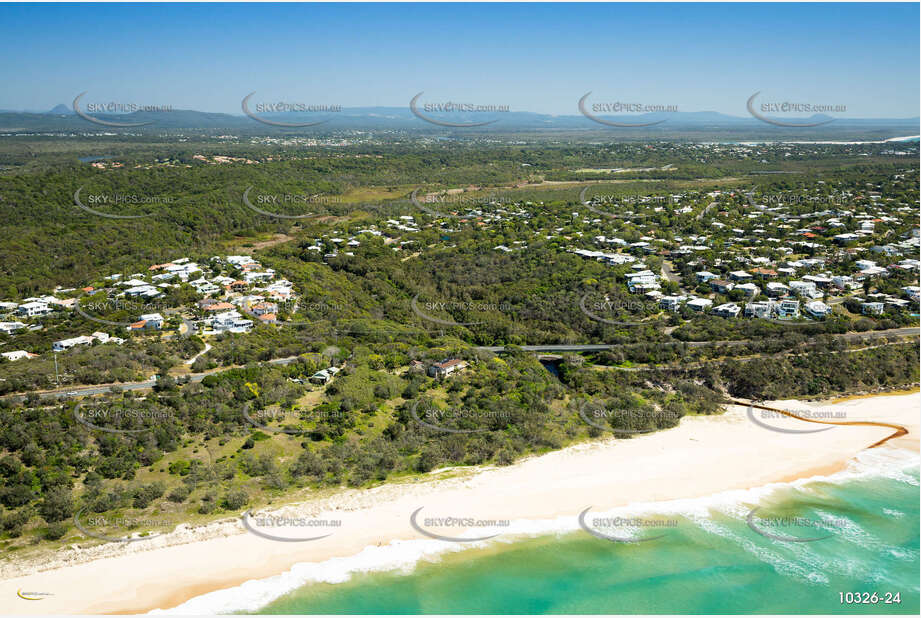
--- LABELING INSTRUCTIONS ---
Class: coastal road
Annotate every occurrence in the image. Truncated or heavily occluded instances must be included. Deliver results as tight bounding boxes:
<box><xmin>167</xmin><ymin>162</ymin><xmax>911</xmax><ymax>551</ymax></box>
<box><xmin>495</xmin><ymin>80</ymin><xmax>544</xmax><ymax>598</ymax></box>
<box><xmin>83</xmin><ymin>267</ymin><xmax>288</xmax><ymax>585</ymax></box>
<box><xmin>4</xmin><ymin>328</ymin><xmax>916</xmax><ymax>402</ymax></box>
<box><xmin>1</xmin><ymin>355</ymin><xmax>300</xmax><ymax>403</ymax></box>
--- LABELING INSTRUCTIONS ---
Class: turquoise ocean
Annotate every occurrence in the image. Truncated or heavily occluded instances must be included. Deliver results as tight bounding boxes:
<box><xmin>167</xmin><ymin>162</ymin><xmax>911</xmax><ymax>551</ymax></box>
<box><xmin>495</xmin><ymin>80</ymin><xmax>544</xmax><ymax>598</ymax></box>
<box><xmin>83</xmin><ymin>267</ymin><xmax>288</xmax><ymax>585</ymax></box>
<box><xmin>154</xmin><ymin>448</ymin><xmax>919</xmax><ymax>615</ymax></box>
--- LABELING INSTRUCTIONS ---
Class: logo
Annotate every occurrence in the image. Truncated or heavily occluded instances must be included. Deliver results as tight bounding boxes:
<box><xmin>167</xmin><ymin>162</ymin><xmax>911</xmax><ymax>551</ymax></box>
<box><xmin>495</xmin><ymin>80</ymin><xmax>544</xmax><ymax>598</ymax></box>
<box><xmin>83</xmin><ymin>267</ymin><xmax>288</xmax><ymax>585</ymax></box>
<box><xmin>73</xmin><ymin>402</ymin><xmax>171</xmax><ymax>435</ymax></box>
<box><xmin>242</xmin><ymin>186</ymin><xmax>320</xmax><ymax>219</ymax></box>
<box><xmin>409</xmin><ymin>507</ymin><xmax>506</xmax><ymax>542</ymax></box>
<box><xmin>17</xmin><ymin>590</ymin><xmax>53</xmax><ymax>601</ymax></box>
<box><xmin>578</xmin><ymin>507</ymin><xmax>673</xmax><ymax>543</ymax></box>
<box><xmin>242</xmin><ymin>402</ymin><xmax>303</xmax><ymax>435</ymax></box>
<box><xmin>745</xmin><ymin>505</ymin><xmax>839</xmax><ymax>543</ymax></box>
<box><xmin>745</xmin><ymin>404</ymin><xmax>836</xmax><ymax>435</ymax></box>
<box><xmin>74</xmin><ymin>186</ymin><xmax>154</xmax><ymax>220</ymax></box>
<box><xmin>578</xmin><ymin>92</ymin><xmax>672</xmax><ymax>128</ymax></box>
<box><xmin>241</xmin><ymin>92</ymin><xmax>339</xmax><ymax>127</ymax></box>
<box><xmin>409</xmin><ymin>92</ymin><xmax>507</xmax><ymax>128</ymax></box>
<box><xmin>408</xmin><ymin>399</ymin><xmax>508</xmax><ymax>434</ymax></box>
<box><xmin>73</xmin><ymin>507</ymin><xmax>169</xmax><ymax>543</ymax></box>
<box><xmin>73</xmin><ymin>92</ymin><xmax>156</xmax><ymax>128</ymax></box>
<box><xmin>746</xmin><ymin>92</ymin><xmax>840</xmax><ymax>127</ymax></box>
<box><xmin>241</xmin><ymin>510</ymin><xmax>339</xmax><ymax>542</ymax></box>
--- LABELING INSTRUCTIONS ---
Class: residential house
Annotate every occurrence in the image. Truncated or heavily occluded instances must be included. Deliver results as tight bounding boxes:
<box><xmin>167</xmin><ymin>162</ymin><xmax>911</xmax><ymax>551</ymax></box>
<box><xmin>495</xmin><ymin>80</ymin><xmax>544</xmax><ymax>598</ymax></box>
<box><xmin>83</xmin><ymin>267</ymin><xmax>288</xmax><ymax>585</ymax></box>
<box><xmin>734</xmin><ymin>282</ymin><xmax>760</xmax><ymax>297</ymax></box>
<box><xmin>765</xmin><ymin>282</ymin><xmax>790</xmax><ymax>297</ymax></box>
<box><xmin>0</xmin><ymin>321</ymin><xmax>26</xmax><ymax>335</ymax></box>
<box><xmin>777</xmin><ymin>299</ymin><xmax>801</xmax><ymax>319</ymax></box>
<box><xmin>861</xmin><ymin>302</ymin><xmax>885</xmax><ymax>315</ymax></box>
<box><xmin>712</xmin><ymin>303</ymin><xmax>741</xmax><ymax>318</ymax></box>
<box><xmin>709</xmin><ymin>280</ymin><xmax>734</xmax><ymax>294</ymax></box>
<box><xmin>659</xmin><ymin>295</ymin><xmax>685</xmax><ymax>312</ymax></box>
<box><xmin>744</xmin><ymin>301</ymin><xmax>777</xmax><ymax>319</ymax></box>
<box><xmin>428</xmin><ymin>359</ymin><xmax>468</xmax><ymax>378</ymax></box>
<box><xmin>695</xmin><ymin>271</ymin><xmax>718</xmax><ymax>283</ymax></box>
<box><xmin>686</xmin><ymin>298</ymin><xmax>712</xmax><ymax>312</ymax></box>
<box><xmin>804</xmin><ymin>300</ymin><xmax>832</xmax><ymax>319</ymax></box>
<box><xmin>729</xmin><ymin>270</ymin><xmax>753</xmax><ymax>282</ymax></box>
<box><xmin>17</xmin><ymin>301</ymin><xmax>52</xmax><ymax>317</ymax></box>
<box><xmin>1</xmin><ymin>350</ymin><xmax>36</xmax><ymax>361</ymax></box>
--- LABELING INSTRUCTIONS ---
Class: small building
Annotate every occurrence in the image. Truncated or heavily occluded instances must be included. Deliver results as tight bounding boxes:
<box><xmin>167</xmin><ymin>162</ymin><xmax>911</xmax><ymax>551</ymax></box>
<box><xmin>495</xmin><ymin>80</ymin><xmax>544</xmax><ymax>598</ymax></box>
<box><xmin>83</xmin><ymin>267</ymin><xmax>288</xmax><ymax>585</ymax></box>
<box><xmin>686</xmin><ymin>298</ymin><xmax>713</xmax><ymax>312</ymax></box>
<box><xmin>804</xmin><ymin>300</ymin><xmax>831</xmax><ymax>319</ymax></box>
<box><xmin>428</xmin><ymin>359</ymin><xmax>468</xmax><ymax>378</ymax></box>
<box><xmin>0</xmin><ymin>321</ymin><xmax>26</xmax><ymax>335</ymax></box>
<box><xmin>659</xmin><ymin>295</ymin><xmax>685</xmax><ymax>312</ymax></box>
<box><xmin>695</xmin><ymin>271</ymin><xmax>718</xmax><ymax>283</ymax></box>
<box><xmin>712</xmin><ymin>303</ymin><xmax>741</xmax><ymax>318</ymax></box>
<box><xmin>17</xmin><ymin>301</ymin><xmax>52</xmax><ymax>317</ymax></box>
<box><xmin>765</xmin><ymin>282</ymin><xmax>790</xmax><ymax>297</ymax></box>
<box><xmin>1</xmin><ymin>350</ymin><xmax>36</xmax><ymax>361</ymax></box>
<box><xmin>734</xmin><ymin>282</ymin><xmax>761</xmax><ymax>297</ymax></box>
<box><xmin>861</xmin><ymin>302</ymin><xmax>885</xmax><ymax>315</ymax></box>
<box><xmin>729</xmin><ymin>271</ymin><xmax>753</xmax><ymax>281</ymax></box>
<box><xmin>309</xmin><ymin>366</ymin><xmax>341</xmax><ymax>385</ymax></box>
<box><xmin>777</xmin><ymin>299</ymin><xmax>801</xmax><ymax>319</ymax></box>
<box><xmin>744</xmin><ymin>301</ymin><xmax>777</xmax><ymax>319</ymax></box>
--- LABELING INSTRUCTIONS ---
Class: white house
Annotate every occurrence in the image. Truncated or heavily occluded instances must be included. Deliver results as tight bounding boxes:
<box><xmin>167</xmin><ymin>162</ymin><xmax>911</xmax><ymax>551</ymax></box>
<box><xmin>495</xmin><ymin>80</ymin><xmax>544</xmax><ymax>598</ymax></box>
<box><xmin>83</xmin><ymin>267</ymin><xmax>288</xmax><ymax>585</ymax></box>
<box><xmin>804</xmin><ymin>300</ymin><xmax>831</xmax><ymax>319</ymax></box>
<box><xmin>53</xmin><ymin>335</ymin><xmax>95</xmax><ymax>352</ymax></box>
<box><xmin>17</xmin><ymin>301</ymin><xmax>52</xmax><ymax>317</ymax></box>
<box><xmin>1</xmin><ymin>350</ymin><xmax>35</xmax><ymax>361</ymax></box>
<box><xmin>777</xmin><ymin>299</ymin><xmax>801</xmax><ymax>319</ymax></box>
<box><xmin>861</xmin><ymin>302</ymin><xmax>885</xmax><ymax>315</ymax></box>
<box><xmin>734</xmin><ymin>282</ymin><xmax>761</xmax><ymax>297</ymax></box>
<box><xmin>686</xmin><ymin>298</ymin><xmax>713</xmax><ymax>312</ymax></box>
<box><xmin>659</xmin><ymin>295</ymin><xmax>686</xmax><ymax>312</ymax></box>
<box><xmin>744</xmin><ymin>301</ymin><xmax>777</xmax><ymax>319</ymax></box>
<box><xmin>712</xmin><ymin>303</ymin><xmax>741</xmax><ymax>318</ymax></box>
<box><xmin>0</xmin><ymin>321</ymin><xmax>26</xmax><ymax>335</ymax></box>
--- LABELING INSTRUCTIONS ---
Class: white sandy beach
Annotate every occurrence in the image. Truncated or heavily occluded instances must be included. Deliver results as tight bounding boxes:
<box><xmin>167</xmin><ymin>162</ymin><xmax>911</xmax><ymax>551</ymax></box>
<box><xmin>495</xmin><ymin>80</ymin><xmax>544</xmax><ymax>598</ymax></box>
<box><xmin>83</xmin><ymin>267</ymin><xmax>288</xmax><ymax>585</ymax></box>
<box><xmin>2</xmin><ymin>392</ymin><xmax>918</xmax><ymax>615</ymax></box>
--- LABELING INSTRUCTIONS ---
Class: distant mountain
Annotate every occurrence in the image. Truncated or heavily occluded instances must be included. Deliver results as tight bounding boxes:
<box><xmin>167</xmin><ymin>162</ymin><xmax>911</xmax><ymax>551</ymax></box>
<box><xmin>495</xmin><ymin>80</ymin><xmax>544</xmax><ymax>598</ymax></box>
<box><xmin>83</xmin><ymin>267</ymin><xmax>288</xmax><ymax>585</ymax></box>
<box><xmin>0</xmin><ymin>104</ymin><xmax>916</xmax><ymax>138</ymax></box>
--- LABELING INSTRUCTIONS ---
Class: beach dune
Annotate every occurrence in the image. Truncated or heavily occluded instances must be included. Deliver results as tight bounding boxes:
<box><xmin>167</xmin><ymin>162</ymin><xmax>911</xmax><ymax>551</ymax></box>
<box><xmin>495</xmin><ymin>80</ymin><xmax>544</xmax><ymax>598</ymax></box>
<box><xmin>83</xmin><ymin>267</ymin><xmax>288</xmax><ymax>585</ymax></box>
<box><xmin>2</xmin><ymin>392</ymin><xmax>918</xmax><ymax>615</ymax></box>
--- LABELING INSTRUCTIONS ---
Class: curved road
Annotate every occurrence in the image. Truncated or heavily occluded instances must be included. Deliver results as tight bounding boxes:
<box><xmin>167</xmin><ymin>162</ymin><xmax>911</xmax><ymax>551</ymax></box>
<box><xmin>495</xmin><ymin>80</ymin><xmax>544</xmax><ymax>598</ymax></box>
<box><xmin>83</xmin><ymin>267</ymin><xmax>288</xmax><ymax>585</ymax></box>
<box><xmin>3</xmin><ymin>328</ymin><xmax>916</xmax><ymax>403</ymax></box>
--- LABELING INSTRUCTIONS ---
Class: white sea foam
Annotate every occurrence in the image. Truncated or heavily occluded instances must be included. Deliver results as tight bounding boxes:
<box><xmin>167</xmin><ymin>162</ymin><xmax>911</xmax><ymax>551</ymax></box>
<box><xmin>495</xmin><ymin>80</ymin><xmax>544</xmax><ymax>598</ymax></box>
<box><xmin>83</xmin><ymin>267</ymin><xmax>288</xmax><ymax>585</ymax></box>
<box><xmin>149</xmin><ymin>447</ymin><xmax>919</xmax><ymax>615</ymax></box>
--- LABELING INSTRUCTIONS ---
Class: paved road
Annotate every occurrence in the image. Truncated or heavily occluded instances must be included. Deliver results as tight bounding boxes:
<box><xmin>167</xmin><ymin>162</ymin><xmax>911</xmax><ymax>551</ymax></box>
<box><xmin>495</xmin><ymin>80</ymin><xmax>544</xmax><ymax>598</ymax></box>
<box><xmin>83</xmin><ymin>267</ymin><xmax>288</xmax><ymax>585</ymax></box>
<box><xmin>5</xmin><ymin>328</ymin><xmax>916</xmax><ymax>402</ymax></box>
<box><xmin>2</xmin><ymin>355</ymin><xmax>299</xmax><ymax>403</ymax></box>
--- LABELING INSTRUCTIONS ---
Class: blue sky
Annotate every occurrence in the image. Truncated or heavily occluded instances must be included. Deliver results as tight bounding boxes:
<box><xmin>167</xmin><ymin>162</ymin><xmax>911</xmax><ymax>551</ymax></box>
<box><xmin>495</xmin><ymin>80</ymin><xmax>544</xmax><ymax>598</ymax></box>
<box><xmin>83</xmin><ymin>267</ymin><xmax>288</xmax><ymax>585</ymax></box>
<box><xmin>1</xmin><ymin>2</ymin><xmax>918</xmax><ymax>117</ymax></box>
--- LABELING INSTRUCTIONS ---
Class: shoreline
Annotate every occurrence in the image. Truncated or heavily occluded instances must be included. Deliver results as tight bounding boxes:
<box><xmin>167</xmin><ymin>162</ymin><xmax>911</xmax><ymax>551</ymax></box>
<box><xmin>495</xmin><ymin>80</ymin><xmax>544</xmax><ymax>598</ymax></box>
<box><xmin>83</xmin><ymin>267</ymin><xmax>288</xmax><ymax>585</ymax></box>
<box><xmin>2</xmin><ymin>392</ymin><xmax>918</xmax><ymax>615</ymax></box>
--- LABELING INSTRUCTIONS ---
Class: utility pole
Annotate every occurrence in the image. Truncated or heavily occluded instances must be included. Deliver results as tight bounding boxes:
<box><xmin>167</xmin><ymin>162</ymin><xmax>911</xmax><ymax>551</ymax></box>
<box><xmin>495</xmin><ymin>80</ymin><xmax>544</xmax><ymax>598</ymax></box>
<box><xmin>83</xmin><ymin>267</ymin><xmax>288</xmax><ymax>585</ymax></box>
<box><xmin>53</xmin><ymin>352</ymin><xmax>60</xmax><ymax>387</ymax></box>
